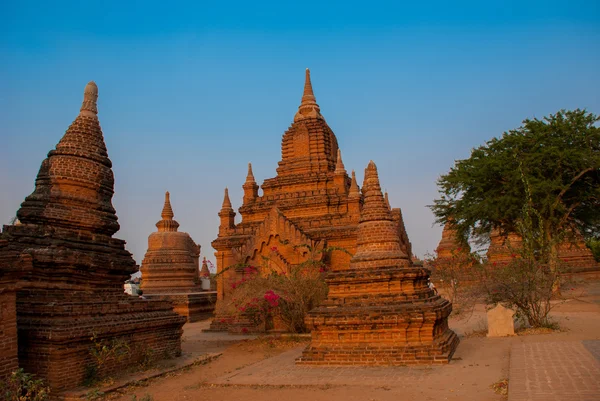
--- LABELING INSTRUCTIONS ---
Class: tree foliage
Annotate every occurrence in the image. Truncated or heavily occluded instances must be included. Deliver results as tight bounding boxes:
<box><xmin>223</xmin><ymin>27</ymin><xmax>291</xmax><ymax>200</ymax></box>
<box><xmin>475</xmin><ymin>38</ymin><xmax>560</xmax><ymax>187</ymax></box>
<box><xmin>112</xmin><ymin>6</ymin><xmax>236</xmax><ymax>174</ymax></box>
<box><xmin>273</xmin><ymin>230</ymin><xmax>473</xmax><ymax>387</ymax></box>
<box><xmin>431</xmin><ymin>109</ymin><xmax>600</xmax><ymax>261</ymax></box>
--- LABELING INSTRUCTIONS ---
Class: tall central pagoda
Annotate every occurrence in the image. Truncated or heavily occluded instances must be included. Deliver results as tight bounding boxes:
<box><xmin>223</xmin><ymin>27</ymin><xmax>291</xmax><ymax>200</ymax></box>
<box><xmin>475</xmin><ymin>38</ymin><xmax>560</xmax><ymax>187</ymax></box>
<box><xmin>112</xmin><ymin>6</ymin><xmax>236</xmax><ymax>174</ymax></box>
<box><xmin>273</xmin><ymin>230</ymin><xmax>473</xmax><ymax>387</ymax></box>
<box><xmin>210</xmin><ymin>69</ymin><xmax>412</xmax><ymax>331</ymax></box>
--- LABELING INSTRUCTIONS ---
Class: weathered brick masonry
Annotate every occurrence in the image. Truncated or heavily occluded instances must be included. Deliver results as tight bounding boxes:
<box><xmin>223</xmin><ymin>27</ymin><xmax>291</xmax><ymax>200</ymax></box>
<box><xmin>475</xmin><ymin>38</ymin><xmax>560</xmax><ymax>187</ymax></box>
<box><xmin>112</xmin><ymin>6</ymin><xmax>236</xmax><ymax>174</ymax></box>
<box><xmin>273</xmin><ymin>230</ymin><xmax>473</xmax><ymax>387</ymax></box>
<box><xmin>487</xmin><ymin>229</ymin><xmax>598</xmax><ymax>271</ymax></box>
<box><xmin>0</xmin><ymin>289</ymin><xmax>19</xmax><ymax>380</ymax></box>
<box><xmin>0</xmin><ymin>82</ymin><xmax>185</xmax><ymax>392</ymax></box>
<box><xmin>210</xmin><ymin>69</ymin><xmax>412</xmax><ymax>332</ymax></box>
<box><xmin>297</xmin><ymin>161</ymin><xmax>459</xmax><ymax>366</ymax></box>
<box><xmin>140</xmin><ymin>192</ymin><xmax>216</xmax><ymax>322</ymax></box>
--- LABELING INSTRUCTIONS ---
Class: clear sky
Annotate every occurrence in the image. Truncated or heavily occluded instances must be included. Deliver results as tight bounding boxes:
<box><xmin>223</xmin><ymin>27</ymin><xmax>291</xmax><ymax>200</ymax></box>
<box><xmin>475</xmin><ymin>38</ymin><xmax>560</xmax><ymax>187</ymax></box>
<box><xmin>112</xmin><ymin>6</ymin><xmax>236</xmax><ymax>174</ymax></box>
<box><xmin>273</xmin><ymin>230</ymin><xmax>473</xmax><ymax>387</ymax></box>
<box><xmin>1</xmin><ymin>1</ymin><xmax>599</xmax><ymax>266</ymax></box>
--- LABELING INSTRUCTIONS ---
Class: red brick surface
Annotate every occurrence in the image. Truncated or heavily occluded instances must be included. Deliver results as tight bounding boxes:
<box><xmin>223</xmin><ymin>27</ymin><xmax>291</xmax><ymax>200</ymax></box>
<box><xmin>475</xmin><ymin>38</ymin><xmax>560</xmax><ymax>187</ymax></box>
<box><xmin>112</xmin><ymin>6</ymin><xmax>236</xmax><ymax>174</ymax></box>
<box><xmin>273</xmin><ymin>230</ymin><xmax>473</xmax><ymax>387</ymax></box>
<box><xmin>210</xmin><ymin>70</ymin><xmax>412</xmax><ymax>331</ymax></box>
<box><xmin>298</xmin><ymin>161</ymin><xmax>459</xmax><ymax>365</ymax></box>
<box><xmin>487</xmin><ymin>230</ymin><xmax>599</xmax><ymax>271</ymax></box>
<box><xmin>141</xmin><ymin>192</ymin><xmax>202</xmax><ymax>293</ymax></box>
<box><xmin>0</xmin><ymin>82</ymin><xmax>185</xmax><ymax>392</ymax></box>
<box><xmin>0</xmin><ymin>290</ymin><xmax>19</xmax><ymax>380</ymax></box>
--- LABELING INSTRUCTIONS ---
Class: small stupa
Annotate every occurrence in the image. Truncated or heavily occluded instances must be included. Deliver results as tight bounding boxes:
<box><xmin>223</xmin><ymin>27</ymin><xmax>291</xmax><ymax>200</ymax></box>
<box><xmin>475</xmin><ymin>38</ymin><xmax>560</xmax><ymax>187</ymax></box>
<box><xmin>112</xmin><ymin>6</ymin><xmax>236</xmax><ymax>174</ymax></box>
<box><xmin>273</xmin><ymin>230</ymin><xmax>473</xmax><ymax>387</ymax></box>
<box><xmin>298</xmin><ymin>161</ymin><xmax>459</xmax><ymax>365</ymax></box>
<box><xmin>140</xmin><ymin>192</ymin><xmax>216</xmax><ymax>322</ymax></box>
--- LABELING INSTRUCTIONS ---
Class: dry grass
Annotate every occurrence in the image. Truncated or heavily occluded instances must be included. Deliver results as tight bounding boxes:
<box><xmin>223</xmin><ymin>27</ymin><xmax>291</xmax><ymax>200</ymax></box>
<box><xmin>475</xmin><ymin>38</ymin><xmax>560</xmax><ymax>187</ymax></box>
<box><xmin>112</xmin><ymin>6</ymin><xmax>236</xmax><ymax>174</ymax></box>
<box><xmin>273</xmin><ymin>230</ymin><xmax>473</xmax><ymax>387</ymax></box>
<box><xmin>490</xmin><ymin>378</ymin><xmax>509</xmax><ymax>396</ymax></box>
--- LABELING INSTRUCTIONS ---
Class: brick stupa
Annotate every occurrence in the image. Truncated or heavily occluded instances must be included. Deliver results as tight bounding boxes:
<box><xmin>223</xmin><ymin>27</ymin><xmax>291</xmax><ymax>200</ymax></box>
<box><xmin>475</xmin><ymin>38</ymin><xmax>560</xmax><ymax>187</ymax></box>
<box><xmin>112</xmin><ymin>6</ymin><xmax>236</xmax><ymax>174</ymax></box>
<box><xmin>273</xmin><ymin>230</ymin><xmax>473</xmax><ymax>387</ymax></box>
<box><xmin>487</xmin><ymin>230</ymin><xmax>598</xmax><ymax>271</ymax></box>
<box><xmin>297</xmin><ymin>161</ymin><xmax>459</xmax><ymax>365</ymax></box>
<box><xmin>0</xmin><ymin>82</ymin><xmax>185</xmax><ymax>392</ymax></box>
<box><xmin>140</xmin><ymin>192</ymin><xmax>216</xmax><ymax>322</ymax></box>
<box><xmin>210</xmin><ymin>70</ymin><xmax>412</xmax><ymax>331</ymax></box>
<box><xmin>435</xmin><ymin>221</ymin><xmax>471</xmax><ymax>260</ymax></box>
<box><xmin>557</xmin><ymin>237</ymin><xmax>599</xmax><ymax>271</ymax></box>
<box><xmin>486</xmin><ymin>229</ymin><xmax>523</xmax><ymax>265</ymax></box>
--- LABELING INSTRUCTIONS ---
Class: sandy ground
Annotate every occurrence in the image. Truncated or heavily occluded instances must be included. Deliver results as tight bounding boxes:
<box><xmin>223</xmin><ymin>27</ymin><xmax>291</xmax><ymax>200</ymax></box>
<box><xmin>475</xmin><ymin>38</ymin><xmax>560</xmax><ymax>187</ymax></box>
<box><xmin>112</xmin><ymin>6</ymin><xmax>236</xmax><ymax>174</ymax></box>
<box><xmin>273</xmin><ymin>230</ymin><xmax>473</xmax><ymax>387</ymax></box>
<box><xmin>106</xmin><ymin>281</ymin><xmax>600</xmax><ymax>401</ymax></box>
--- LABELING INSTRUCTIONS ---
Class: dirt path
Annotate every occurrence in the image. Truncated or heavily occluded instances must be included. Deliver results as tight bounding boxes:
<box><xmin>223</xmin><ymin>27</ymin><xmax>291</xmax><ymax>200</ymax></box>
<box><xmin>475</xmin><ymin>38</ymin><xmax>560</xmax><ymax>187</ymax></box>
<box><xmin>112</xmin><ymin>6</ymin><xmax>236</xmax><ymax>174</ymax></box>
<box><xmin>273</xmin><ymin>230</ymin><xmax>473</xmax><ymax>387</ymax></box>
<box><xmin>108</xmin><ymin>281</ymin><xmax>600</xmax><ymax>401</ymax></box>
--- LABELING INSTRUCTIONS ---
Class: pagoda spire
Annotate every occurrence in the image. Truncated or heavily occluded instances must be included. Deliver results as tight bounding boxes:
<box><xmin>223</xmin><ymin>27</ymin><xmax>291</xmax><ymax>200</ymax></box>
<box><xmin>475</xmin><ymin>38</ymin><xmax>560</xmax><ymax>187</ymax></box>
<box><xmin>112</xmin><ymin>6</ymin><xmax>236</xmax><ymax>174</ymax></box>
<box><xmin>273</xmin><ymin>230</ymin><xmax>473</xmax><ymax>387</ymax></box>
<box><xmin>350</xmin><ymin>160</ymin><xmax>410</xmax><ymax>269</ymax></box>
<box><xmin>200</xmin><ymin>257</ymin><xmax>210</xmax><ymax>278</ymax></box>
<box><xmin>294</xmin><ymin>68</ymin><xmax>323</xmax><ymax>122</ymax></box>
<box><xmin>79</xmin><ymin>81</ymin><xmax>98</xmax><ymax>117</ymax></box>
<box><xmin>221</xmin><ymin>187</ymin><xmax>232</xmax><ymax>210</ymax></box>
<box><xmin>245</xmin><ymin>163</ymin><xmax>255</xmax><ymax>183</ymax></box>
<box><xmin>384</xmin><ymin>191</ymin><xmax>391</xmax><ymax>210</ymax></box>
<box><xmin>17</xmin><ymin>80</ymin><xmax>119</xmax><ymax>236</ymax></box>
<box><xmin>243</xmin><ymin>163</ymin><xmax>259</xmax><ymax>204</ymax></box>
<box><xmin>334</xmin><ymin>149</ymin><xmax>346</xmax><ymax>174</ymax></box>
<box><xmin>161</xmin><ymin>191</ymin><xmax>174</xmax><ymax>220</ymax></box>
<box><xmin>348</xmin><ymin>169</ymin><xmax>361</xmax><ymax>218</ymax></box>
<box><xmin>219</xmin><ymin>187</ymin><xmax>235</xmax><ymax>232</ymax></box>
<box><xmin>349</xmin><ymin>170</ymin><xmax>360</xmax><ymax>198</ymax></box>
<box><xmin>156</xmin><ymin>191</ymin><xmax>179</xmax><ymax>232</ymax></box>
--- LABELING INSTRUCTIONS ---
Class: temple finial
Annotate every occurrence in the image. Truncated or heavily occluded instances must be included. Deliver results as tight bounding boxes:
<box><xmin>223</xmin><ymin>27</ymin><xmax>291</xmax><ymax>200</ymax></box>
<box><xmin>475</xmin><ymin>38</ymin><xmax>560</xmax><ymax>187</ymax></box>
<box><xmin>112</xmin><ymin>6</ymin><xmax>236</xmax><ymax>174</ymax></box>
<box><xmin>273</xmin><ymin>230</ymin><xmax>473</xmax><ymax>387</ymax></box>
<box><xmin>302</xmin><ymin>68</ymin><xmax>316</xmax><ymax>105</ymax></box>
<box><xmin>384</xmin><ymin>191</ymin><xmax>391</xmax><ymax>210</ymax></box>
<box><xmin>222</xmin><ymin>187</ymin><xmax>232</xmax><ymax>209</ymax></box>
<box><xmin>361</xmin><ymin>161</ymin><xmax>387</xmax><ymax>213</ymax></box>
<box><xmin>200</xmin><ymin>257</ymin><xmax>210</xmax><ymax>277</ymax></box>
<box><xmin>349</xmin><ymin>170</ymin><xmax>360</xmax><ymax>198</ymax></box>
<box><xmin>334</xmin><ymin>148</ymin><xmax>346</xmax><ymax>174</ymax></box>
<box><xmin>156</xmin><ymin>191</ymin><xmax>179</xmax><ymax>232</ymax></box>
<box><xmin>161</xmin><ymin>191</ymin><xmax>174</xmax><ymax>220</ymax></box>
<box><xmin>294</xmin><ymin>68</ymin><xmax>323</xmax><ymax>122</ymax></box>
<box><xmin>80</xmin><ymin>81</ymin><xmax>98</xmax><ymax>117</ymax></box>
<box><xmin>246</xmin><ymin>162</ymin><xmax>255</xmax><ymax>183</ymax></box>
<box><xmin>349</xmin><ymin>160</ymin><xmax>409</xmax><ymax>268</ymax></box>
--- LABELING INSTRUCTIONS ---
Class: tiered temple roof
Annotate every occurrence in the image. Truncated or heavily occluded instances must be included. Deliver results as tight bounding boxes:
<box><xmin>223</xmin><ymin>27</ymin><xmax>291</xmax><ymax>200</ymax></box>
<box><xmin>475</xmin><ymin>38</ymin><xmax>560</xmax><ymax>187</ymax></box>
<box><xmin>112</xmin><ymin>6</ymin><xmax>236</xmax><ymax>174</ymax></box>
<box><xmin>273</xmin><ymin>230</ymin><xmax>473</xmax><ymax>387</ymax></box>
<box><xmin>210</xmin><ymin>69</ymin><xmax>412</xmax><ymax>332</ymax></box>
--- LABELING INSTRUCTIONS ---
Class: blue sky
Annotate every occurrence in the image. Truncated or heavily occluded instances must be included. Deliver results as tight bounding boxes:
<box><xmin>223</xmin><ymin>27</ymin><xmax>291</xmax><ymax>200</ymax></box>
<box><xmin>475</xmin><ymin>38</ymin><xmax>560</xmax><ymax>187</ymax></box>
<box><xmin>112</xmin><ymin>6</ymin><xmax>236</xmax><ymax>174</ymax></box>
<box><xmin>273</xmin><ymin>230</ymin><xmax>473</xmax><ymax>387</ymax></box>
<box><xmin>1</xmin><ymin>1</ymin><xmax>599</xmax><ymax>264</ymax></box>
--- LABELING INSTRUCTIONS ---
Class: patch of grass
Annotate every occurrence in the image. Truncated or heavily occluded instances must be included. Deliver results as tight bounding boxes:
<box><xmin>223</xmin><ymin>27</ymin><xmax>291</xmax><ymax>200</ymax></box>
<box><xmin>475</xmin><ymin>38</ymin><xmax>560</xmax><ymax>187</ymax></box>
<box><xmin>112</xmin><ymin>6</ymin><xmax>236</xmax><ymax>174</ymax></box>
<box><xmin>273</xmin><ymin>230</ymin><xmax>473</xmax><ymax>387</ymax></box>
<box><xmin>85</xmin><ymin>388</ymin><xmax>105</xmax><ymax>400</ymax></box>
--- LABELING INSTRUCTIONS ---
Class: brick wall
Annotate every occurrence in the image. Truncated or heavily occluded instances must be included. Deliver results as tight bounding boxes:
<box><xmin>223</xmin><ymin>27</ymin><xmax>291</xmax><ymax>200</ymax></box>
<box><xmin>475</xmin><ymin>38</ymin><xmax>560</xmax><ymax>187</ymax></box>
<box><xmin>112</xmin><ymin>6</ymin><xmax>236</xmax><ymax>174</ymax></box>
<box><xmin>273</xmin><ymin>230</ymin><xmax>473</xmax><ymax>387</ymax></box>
<box><xmin>0</xmin><ymin>290</ymin><xmax>18</xmax><ymax>380</ymax></box>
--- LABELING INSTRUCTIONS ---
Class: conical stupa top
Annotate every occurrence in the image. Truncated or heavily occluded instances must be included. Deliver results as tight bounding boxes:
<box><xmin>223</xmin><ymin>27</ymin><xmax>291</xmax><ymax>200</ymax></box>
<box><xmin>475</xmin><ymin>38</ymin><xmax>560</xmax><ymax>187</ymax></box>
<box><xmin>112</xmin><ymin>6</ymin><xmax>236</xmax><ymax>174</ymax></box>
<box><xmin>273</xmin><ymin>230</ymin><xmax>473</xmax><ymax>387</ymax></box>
<box><xmin>349</xmin><ymin>160</ymin><xmax>410</xmax><ymax>268</ymax></box>
<box><xmin>334</xmin><ymin>148</ymin><xmax>346</xmax><ymax>174</ymax></box>
<box><xmin>349</xmin><ymin>170</ymin><xmax>360</xmax><ymax>198</ymax></box>
<box><xmin>17</xmin><ymin>81</ymin><xmax>119</xmax><ymax>236</ymax></box>
<box><xmin>245</xmin><ymin>162</ymin><xmax>255</xmax><ymax>183</ymax></box>
<box><xmin>294</xmin><ymin>68</ymin><xmax>323</xmax><ymax>122</ymax></box>
<box><xmin>221</xmin><ymin>187</ymin><xmax>233</xmax><ymax>209</ymax></box>
<box><xmin>80</xmin><ymin>81</ymin><xmax>99</xmax><ymax>117</ymax></box>
<box><xmin>384</xmin><ymin>191</ymin><xmax>391</xmax><ymax>210</ymax></box>
<box><xmin>200</xmin><ymin>257</ymin><xmax>210</xmax><ymax>277</ymax></box>
<box><xmin>156</xmin><ymin>191</ymin><xmax>179</xmax><ymax>232</ymax></box>
<box><xmin>161</xmin><ymin>191</ymin><xmax>174</xmax><ymax>220</ymax></box>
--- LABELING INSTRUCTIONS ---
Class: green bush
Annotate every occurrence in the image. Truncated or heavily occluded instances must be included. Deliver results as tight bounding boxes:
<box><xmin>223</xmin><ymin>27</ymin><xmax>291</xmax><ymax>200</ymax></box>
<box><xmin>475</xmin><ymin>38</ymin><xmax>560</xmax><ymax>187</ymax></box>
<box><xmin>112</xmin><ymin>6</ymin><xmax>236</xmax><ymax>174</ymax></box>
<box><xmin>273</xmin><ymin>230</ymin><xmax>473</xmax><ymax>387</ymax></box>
<box><xmin>216</xmin><ymin>242</ymin><xmax>346</xmax><ymax>333</ymax></box>
<box><xmin>0</xmin><ymin>369</ymin><xmax>50</xmax><ymax>401</ymax></box>
<box><xmin>586</xmin><ymin>238</ymin><xmax>600</xmax><ymax>262</ymax></box>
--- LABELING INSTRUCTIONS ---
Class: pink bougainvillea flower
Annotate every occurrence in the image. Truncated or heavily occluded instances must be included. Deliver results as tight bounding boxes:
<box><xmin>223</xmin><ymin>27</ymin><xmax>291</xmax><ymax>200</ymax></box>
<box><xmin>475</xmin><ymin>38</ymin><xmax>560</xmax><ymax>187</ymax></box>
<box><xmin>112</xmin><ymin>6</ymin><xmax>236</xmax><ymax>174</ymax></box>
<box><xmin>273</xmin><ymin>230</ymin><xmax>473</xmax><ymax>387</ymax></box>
<box><xmin>264</xmin><ymin>289</ymin><xmax>281</xmax><ymax>307</ymax></box>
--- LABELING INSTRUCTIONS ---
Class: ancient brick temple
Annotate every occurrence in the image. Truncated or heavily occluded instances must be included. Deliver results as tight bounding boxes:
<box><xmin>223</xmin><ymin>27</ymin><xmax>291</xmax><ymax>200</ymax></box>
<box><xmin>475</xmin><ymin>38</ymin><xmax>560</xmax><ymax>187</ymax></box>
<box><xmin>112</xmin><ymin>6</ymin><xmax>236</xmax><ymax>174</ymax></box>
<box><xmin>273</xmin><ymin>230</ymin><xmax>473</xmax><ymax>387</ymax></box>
<box><xmin>0</xmin><ymin>82</ymin><xmax>185</xmax><ymax>392</ymax></box>
<box><xmin>140</xmin><ymin>192</ymin><xmax>216</xmax><ymax>322</ymax></box>
<box><xmin>557</xmin><ymin>237</ymin><xmax>599</xmax><ymax>271</ymax></box>
<box><xmin>210</xmin><ymin>69</ymin><xmax>412</xmax><ymax>331</ymax></box>
<box><xmin>435</xmin><ymin>221</ymin><xmax>471</xmax><ymax>260</ymax></box>
<box><xmin>487</xmin><ymin>229</ymin><xmax>599</xmax><ymax>271</ymax></box>
<box><xmin>486</xmin><ymin>229</ymin><xmax>524</xmax><ymax>265</ymax></box>
<box><xmin>297</xmin><ymin>161</ymin><xmax>459</xmax><ymax>365</ymax></box>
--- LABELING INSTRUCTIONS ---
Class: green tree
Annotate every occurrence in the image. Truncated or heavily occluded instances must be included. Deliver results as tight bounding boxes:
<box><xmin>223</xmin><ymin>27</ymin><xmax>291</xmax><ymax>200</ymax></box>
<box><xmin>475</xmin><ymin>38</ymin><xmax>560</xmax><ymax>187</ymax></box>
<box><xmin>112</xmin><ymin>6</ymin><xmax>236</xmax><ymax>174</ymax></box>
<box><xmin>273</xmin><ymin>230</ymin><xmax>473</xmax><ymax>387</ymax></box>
<box><xmin>431</xmin><ymin>109</ymin><xmax>600</xmax><ymax>266</ymax></box>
